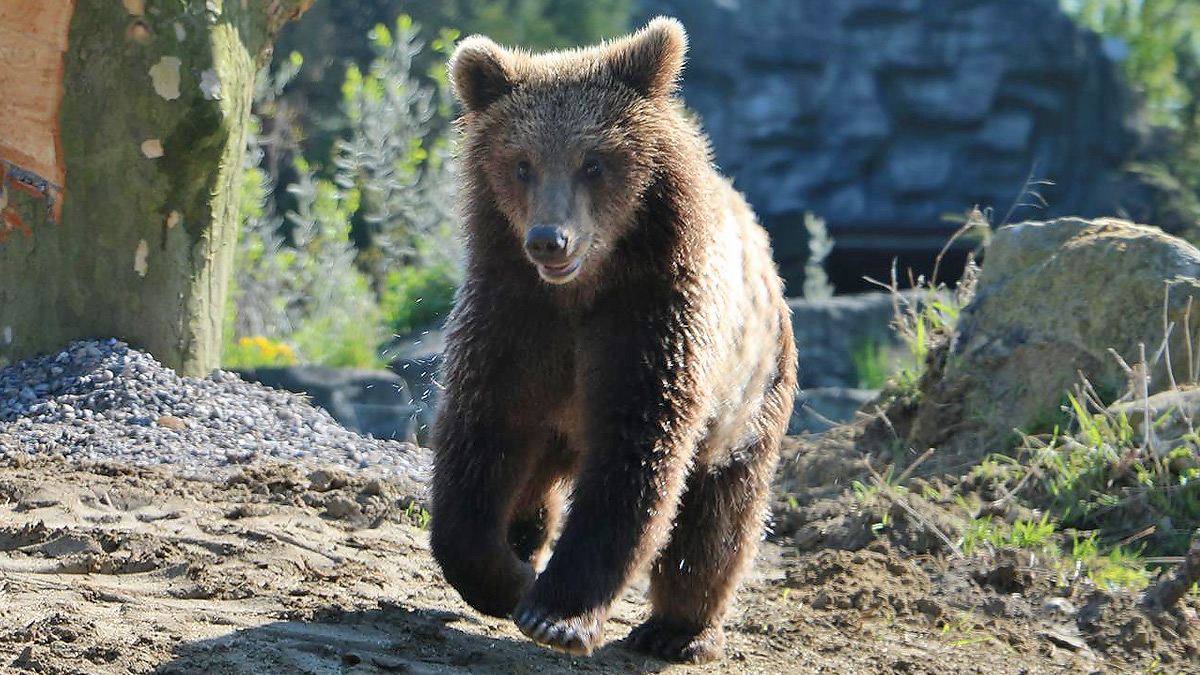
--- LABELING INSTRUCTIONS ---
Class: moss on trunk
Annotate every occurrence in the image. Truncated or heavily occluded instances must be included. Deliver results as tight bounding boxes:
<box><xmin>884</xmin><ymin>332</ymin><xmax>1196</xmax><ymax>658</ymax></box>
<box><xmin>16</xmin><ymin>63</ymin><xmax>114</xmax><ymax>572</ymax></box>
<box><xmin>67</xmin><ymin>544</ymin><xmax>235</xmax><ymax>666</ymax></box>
<box><xmin>0</xmin><ymin>0</ymin><xmax>313</xmax><ymax>375</ymax></box>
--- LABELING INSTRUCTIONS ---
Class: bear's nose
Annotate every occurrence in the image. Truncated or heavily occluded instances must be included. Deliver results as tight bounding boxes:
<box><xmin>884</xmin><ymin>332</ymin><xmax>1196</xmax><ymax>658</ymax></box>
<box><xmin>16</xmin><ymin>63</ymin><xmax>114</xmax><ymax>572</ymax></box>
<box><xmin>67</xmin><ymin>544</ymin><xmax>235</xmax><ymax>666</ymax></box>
<box><xmin>525</xmin><ymin>226</ymin><xmax>570</xmax><ymax>261</ymax></box>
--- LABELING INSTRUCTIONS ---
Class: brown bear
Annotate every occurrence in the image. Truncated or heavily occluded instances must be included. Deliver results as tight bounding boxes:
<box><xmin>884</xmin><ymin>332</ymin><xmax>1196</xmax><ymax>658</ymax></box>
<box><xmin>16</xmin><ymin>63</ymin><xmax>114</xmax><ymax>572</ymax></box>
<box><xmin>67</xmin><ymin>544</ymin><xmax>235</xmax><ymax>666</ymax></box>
<box><xmin>429</xmin><ymin>16</ymin><xmax>797</xmax><ymax>664</ymax></box>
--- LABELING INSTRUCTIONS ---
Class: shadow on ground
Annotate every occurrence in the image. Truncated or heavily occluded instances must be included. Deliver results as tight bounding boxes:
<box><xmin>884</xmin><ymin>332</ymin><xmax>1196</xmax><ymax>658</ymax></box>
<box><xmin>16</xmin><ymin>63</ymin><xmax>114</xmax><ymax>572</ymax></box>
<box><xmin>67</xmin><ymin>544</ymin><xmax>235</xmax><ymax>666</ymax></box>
<box><xmin>150</xmin><ymin>601</ymin><xmax>669</xmax><ymax>675</ymax></box>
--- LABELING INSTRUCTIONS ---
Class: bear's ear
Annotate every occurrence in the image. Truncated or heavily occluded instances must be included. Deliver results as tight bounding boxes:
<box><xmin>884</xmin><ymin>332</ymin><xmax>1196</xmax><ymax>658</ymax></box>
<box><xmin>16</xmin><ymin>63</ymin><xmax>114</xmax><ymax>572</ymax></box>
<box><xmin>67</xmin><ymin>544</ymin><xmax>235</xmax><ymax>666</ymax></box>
<box><xmin>450</xmin><ymin>36</ymin><xmax>518</xmax><ymax>112</ymax></box>
<box><xmin>606</xmin><ymin>16</ymin><xmax>687</xmax><ymax>99</ymax></box>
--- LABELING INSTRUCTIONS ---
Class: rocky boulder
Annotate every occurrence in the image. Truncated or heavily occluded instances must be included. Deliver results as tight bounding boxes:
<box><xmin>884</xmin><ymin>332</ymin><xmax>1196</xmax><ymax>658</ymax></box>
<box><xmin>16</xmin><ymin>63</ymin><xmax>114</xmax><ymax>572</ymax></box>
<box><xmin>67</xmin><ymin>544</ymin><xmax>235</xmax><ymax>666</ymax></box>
<box><xmin>916</xmin><ymin>218</ymin><xmax>1200</xmax><ymax>446</ymax></box>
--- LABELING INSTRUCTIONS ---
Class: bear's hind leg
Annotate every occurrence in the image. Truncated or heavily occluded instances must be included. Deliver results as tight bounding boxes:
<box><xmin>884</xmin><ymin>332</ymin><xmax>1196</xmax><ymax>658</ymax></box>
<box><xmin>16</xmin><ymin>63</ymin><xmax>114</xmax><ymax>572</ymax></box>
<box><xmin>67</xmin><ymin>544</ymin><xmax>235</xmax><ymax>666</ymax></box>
<box><xmin>627</xmin><ymin>431</ymin><xmax>780</xmax><ymax>664</ymax></box>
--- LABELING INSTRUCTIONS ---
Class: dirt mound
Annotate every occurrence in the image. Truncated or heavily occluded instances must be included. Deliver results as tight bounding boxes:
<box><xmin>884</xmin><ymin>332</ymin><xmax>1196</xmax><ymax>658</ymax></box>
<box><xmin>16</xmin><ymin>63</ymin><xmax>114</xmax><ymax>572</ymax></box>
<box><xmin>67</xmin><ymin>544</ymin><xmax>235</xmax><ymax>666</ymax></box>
<box><xmin>784</xmin><ymin>545</ymin><xmax>932</xmax><ymax>617</ymax></box>
<box><xmin>1078</xmin><ymin>591</ymin><xmax>1199</xmax><ymax>663</ymax></box>
<box><xmin>770</xmin><ymin>411</ymin><xmax>1200</xmax><ymax>672</ymax></box>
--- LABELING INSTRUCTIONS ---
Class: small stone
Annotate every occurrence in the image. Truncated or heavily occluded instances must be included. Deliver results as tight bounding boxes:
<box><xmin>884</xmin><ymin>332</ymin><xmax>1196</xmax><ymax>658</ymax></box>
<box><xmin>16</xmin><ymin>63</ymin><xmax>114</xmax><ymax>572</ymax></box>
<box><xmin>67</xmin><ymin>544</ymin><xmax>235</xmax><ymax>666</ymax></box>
<box><xmin>141</xmin><ymin>139</ymin><xmax>164</xmax><ymax>159</ymax></box>
<box><xmin>309</xmin><ymin>469</ymin><xmax>349</xmax><ymax>492</ymax></box>
<box><xmin>812</xmin><ymin>590</ymin><xmax>832</xmax><ymax>609</ymax></box>
<box><xmin>1042</xmin><ymin>597</ymin><xmax>1076</xmax><ymax>617</ymax></box>
<box><xmin>156</xmin><ymin>415</ymin><xmax>186</xmax><ymax>430</ymax></box>
<box><xmin>916</xmin><ymin>598</ymin><xmax>944</xmax><ymax>621</ymax></box>
<box><xmin>361</xmin><ymin>478</ymin><xmax>389</xmax><ymax>498</ymax></box>
<box><xmin>1041</xmin><ymin>629</ymin><xmax>1091</xmax><ymax>654</ymax></box>
<box><xmin>324</xmin><ymin>496</ymin><xmax>361</xmax><ymax>520</ymax></box>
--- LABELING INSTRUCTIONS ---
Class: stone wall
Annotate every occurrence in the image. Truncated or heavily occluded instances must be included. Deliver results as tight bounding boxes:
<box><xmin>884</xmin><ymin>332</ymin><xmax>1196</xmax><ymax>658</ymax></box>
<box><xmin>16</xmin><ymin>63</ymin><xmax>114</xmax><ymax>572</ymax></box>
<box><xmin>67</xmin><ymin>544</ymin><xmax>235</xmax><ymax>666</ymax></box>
<box><xmin>636</xmin><ymin>0</ymin><xmax>1147</xmax><ymax>290</ymax></box>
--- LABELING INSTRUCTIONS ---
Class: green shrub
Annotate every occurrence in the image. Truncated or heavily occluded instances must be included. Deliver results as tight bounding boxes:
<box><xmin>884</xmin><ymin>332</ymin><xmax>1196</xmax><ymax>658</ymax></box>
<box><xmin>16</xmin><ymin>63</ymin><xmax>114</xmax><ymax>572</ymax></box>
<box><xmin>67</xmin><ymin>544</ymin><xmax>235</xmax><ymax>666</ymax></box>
<box><xmin>383</xmin><ymin>262</ymin><xmax>459</xmax><ymax>336</ymax></box>
<box><xmin>225</xmin><ymin>18</ymin><xmax>460</xmax><ymax>370</ymax></box>
<box><xmin>336</xmin><ymin>16</ymin><xmax>461</xmax><ymax>282</ymax></box>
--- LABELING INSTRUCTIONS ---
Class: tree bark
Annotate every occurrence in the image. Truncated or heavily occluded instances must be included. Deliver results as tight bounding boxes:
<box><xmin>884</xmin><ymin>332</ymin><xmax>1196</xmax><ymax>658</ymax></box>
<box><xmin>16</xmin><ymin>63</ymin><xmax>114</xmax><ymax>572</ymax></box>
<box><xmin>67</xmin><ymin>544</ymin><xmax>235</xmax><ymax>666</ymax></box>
<box><xmin>0</xmin><ymin>0</ymin><xmax>313</xmax><ymax>375</ymax></box>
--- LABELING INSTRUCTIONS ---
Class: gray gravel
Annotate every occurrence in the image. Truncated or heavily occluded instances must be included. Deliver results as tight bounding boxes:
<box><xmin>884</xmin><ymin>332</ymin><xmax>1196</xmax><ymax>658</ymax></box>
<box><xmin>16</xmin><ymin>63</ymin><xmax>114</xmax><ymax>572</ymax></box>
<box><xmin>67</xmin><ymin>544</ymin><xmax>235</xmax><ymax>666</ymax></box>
<box><xmin>0</xmin><ymin>339</ymin><xmax>430</xmax><ymax>490</ymax></box>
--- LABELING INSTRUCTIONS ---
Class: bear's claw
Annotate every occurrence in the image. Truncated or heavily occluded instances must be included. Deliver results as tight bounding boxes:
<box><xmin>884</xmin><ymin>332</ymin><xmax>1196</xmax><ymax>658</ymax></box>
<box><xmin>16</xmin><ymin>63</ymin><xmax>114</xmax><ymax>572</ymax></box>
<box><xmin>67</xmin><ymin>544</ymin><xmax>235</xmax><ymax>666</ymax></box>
<box><xmin>513</xmin><ymin>604</ymin><xmax>603</xmax><ymax>655</ymax></box>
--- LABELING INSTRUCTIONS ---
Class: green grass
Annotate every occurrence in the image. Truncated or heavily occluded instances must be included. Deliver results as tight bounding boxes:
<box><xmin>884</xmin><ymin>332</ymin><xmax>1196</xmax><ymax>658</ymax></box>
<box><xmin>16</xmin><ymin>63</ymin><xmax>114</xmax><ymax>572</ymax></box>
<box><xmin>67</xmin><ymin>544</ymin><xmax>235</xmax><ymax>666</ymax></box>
<box><xmin>871</xmin><ymin>258</ymin><xmax>973</xmax><ymax>400</ymax></box>
<box><xmin>403</xmin><ymin>500</ymin><xmax>431</xmax><ymax>530</ymax></box>
<box><xmin>1020</xmin><ymin>383</ymin><xmax>1200</xmax><ymax>556</ymax></box>
<box><xmin>1070</xmin><ymin>532</ymin><xmax>1151</xmax><ymax>591</ymax></box>
<box><xmin>969</xmin><ymin>453</ymin><xmax>1026</xmax><ymax>485</ymax></box>
<box><xmin>960</xmin><ymin>514</ymin><xmax>1057</xmax><ymax>557</ymax></box>
<box><xmin>851</xmin><ymin>337</ymin><xmax>893</xmax><ymax>390</ymax></box>
<box><xmin>954</xmin><ymin>512</ymin><xmax>1151</xmax><ymax>590</ymax></box>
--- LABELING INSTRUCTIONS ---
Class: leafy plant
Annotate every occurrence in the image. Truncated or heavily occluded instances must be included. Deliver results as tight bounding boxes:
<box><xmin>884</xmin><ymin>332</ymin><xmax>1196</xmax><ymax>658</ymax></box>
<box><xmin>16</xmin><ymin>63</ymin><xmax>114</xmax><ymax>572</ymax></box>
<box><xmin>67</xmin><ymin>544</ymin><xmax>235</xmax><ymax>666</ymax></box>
<box><xmin>335</xmin><ymin>16</ymin><xmax>462</xmax><ymax>285</ymax></box>
<box><xmin>869</xmin><ymin>254</ymin><xmax>977</xmax><ymax>400</ymax></box>
<box><xmin>960</xmin><ymin>514</ymin><xmax>1058</xmax><ymax>557</ymax></box>
<box><xmin>226</xmin><ymin>17</ymin><xmax>464</xmax><ymax>369</ymax></box>
<box><xmin>1020</xmin><ymin>352</ymin><xmax>1200</xmax><ymax>558</ymax></box>
<box><xmin>403</xmin><ymin>500</ymin><xmax>432</xmax><ymax>530</ymax></box>
<box><xmin>226</xmin><ymin>98</ymin><xmax>386</xmax><ymax>367</ymax></box>
<box><xmin>1071</xmin><ymin>532</ymin><xmax>1152</xmax><ymax>590</ymax></box>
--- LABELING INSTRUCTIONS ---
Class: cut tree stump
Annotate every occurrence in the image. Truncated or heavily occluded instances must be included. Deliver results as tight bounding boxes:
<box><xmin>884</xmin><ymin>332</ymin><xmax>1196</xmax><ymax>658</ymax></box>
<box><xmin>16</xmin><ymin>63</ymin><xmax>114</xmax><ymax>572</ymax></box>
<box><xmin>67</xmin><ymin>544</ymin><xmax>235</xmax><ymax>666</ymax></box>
<box><xmin>0</xmin><ymin>0</ymin><xmax>314</xmax><ymax>375</ymax></box>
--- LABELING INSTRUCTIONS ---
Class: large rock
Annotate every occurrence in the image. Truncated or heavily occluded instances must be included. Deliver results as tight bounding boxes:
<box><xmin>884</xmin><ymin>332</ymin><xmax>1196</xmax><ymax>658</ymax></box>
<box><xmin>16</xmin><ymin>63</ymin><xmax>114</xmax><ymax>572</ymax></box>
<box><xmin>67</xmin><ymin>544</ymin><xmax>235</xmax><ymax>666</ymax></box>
<box><xmin>636</xmin><ymin>0</ymin><xmax>1149</xmax><ymax>291</ymax></box>
<box><xmin>938</xmin><ymin>218</ymin><xmax>1200</xmax><ymax>442</ymax></box>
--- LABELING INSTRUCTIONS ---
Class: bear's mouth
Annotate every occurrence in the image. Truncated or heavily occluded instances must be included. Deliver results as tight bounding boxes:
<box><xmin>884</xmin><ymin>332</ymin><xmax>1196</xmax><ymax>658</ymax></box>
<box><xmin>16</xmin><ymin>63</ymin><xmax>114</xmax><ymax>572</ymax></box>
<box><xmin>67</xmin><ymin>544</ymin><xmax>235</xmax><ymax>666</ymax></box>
<box><xmin>531</xmin><ymin>236</ymin><xmax>590</xmax><ymax>284</ymax></box>
<box><xmin>537</xmin><ymin>257</ymin><xmax>583</xmax><ymax>284</ymax></box>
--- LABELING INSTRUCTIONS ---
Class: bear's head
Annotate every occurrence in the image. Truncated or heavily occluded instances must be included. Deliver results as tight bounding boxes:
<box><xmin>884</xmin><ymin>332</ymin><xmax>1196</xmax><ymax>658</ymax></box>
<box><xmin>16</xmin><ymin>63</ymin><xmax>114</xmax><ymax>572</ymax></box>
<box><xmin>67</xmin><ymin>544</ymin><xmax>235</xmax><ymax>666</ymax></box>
<box><xmin>450</xmin><ymin>17</ymin><xmax>690</xmax><ymax>286</ymax></box>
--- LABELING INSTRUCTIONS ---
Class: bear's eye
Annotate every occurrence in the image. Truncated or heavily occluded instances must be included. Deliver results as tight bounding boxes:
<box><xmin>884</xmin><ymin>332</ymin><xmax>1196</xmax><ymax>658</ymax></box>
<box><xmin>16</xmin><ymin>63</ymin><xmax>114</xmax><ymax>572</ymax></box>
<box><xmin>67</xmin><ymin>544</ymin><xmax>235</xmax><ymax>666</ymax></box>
<box><xmin>516</xmin><ymin>160</ymin><xmax>533</xmax><ymax>183</ymax></box>
<box><xmin>582</xmin><ymin>158</ymin><xmax>603</xmax><ymax>181</ymax></box>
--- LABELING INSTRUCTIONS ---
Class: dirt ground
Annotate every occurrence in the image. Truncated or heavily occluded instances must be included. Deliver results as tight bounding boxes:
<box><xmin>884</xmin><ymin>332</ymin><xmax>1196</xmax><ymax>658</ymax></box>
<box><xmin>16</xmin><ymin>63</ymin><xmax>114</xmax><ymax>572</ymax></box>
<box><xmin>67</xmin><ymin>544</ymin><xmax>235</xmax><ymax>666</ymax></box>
<box><xmin>0</xmin><ymin>454</ymin><xmax>1195</xmax><ymax>675</ymax></box>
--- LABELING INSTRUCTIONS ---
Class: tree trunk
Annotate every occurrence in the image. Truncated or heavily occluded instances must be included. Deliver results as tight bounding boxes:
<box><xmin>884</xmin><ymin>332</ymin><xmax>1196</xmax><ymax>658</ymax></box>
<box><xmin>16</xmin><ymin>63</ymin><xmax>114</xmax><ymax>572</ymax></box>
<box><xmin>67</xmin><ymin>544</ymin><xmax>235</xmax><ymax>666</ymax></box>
<box><xmin>0</xmin><ymin>0</ymin><xmax>313</xmax><ymax>375</ymax></box>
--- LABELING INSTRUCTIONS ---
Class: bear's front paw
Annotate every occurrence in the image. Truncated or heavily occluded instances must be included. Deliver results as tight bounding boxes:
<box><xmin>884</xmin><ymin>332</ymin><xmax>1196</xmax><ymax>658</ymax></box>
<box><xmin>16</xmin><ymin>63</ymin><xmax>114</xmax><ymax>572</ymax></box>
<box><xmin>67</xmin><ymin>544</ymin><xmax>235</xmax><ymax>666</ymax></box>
<box><xmin>513</xmin><ymin>600</ymin><xmax>606</xmax><ymax>656</ymax></box>
<box><xmin>626</xmin><ymin>617</ymin><xmax>724</xmax><ymax>664</ymax></box>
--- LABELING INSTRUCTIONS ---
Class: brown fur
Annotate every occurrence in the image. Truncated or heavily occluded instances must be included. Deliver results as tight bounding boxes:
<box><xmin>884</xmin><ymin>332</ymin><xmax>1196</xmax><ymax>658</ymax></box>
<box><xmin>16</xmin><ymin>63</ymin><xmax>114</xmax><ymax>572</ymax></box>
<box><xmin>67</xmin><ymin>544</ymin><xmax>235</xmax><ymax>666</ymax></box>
<box><xmin>429</xmin><ymin>17</ymin><xmax>798</xmax><ymax>664</ymax></box>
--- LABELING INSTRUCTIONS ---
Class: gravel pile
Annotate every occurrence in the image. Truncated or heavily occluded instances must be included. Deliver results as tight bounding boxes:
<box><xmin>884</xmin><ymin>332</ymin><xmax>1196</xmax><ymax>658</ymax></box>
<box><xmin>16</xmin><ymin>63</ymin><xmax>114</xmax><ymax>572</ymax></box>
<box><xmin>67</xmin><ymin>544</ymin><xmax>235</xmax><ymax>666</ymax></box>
<box><xmin>0</xmin><ymin>339</ymin><xmax>430</xmax><ymax>489</ymax></box>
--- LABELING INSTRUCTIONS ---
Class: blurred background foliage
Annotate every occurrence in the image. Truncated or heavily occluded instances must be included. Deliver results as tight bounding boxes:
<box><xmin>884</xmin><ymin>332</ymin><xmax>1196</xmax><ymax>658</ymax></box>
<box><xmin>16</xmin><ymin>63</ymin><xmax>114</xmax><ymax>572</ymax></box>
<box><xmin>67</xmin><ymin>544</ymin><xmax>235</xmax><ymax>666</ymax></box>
<box><xmin>1061</xmin><ymin>0</ymin><xmax>1200</xmax><ymax>235</ymax></box>
<box><xmin>225</xmin><ymin>0</ymin><xmax>1200</xmax><ymax>369</ymax></box>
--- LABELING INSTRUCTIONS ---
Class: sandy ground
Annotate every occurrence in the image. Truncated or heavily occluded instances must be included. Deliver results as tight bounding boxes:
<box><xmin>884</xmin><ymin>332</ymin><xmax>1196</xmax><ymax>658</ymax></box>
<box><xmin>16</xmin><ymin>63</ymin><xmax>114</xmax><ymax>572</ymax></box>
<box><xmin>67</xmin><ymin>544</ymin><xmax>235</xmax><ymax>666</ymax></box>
<box><xmin>0</xmin><ymin>455</ymin><xmax>1193</xmax><ymax>675</ymax></box>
